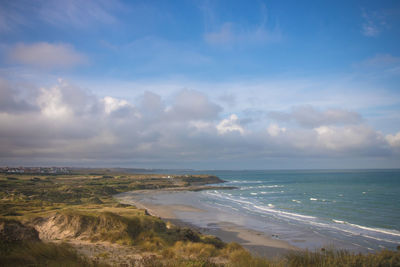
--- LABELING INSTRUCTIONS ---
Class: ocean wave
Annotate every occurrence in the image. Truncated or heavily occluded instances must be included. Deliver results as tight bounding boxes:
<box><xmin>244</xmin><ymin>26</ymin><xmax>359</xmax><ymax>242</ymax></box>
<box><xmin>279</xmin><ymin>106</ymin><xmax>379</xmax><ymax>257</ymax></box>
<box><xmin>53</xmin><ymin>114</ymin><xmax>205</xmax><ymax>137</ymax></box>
<box><xmin>303</xmin><ymin>219</ymin><xmax>400</xmax><ymax>244</ymax></box>
<box><xmin>239</xmin><ymin>184</ymin><xmax>283</xmax><ymax>190</ymax></box>
<box><xmin>228</xmin><ymin>180</ymin><xmax>263</xmax><ymax>184</ymax></box>
<box><xmin>253</xmin><ymin>205</ymin><xmax>317</xmax><ymax>220</ymax></box>
<box><xmin>260</xmin><ymin>185</ymin><xmax>284</xmax><ymax>188</ymax></box>
<box><xmin>204</xmin><ymin>189</ymin><xmax>400</xmax><ymax>244</ymax></box>
<box><xmin>205</xmin><ymin>191</ymin><xmax>254</xmax><ymax>206</ymax></box>
<box><xmin>205</xmin><ymin>190</ymin><xmax>316</xmax><ymax>221</ymax></box>
<box><xmin>332</xmin><ymin>219</ymin><xmax>400</xmax><ymax>237</ymax></box>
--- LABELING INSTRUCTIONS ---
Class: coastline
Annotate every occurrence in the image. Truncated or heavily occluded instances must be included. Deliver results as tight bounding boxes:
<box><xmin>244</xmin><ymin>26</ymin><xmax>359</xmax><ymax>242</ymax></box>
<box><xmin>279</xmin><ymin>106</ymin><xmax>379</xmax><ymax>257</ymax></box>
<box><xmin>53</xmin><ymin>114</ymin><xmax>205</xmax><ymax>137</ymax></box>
<box><xmin>2</xmin><ymin>169</ymin><xmax>399</xmax><ymax>266</ymax></box>
<box><xmin>115</xmin><ymin>189</ymin><xmax>300</xmax><ymax>259</ymax></box>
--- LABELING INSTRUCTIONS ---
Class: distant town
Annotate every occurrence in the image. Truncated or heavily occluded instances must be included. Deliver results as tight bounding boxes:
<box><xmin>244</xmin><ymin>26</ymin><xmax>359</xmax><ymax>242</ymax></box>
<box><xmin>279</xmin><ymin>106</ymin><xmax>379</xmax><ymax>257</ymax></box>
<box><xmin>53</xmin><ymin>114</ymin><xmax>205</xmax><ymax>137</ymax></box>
<box><xmin>0</xmin><ymin>166</ymin><xmax>71</xmax><ymax>174</ymax></box>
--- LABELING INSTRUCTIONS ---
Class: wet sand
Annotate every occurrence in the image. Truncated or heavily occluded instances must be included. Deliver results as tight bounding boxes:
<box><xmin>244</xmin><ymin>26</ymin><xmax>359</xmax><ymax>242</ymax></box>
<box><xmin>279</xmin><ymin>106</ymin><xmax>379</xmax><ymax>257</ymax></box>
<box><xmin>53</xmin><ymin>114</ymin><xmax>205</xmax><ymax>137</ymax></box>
<box><xmin>116</xmin><ymin>190</ymin><xmax>300</xmax><ymax>259</ymax></box>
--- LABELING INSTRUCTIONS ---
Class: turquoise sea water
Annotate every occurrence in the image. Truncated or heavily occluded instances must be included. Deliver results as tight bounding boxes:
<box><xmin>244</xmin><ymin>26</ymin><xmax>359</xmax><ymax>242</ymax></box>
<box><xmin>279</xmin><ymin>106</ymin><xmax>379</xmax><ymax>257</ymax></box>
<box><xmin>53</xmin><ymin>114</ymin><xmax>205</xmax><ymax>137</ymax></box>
<box><xmin>123</xmin><ymin>169</ymin><xmax>400</xmax><ymax>251</ymax></box>
<box><xmin>207</xmin><ymin>170</ymin><xmax>399</xmax><ymax>230</ymax></box>
<box><xmin>195</xmin><ymin>169</ymin><xmax>400</xmax><ymax>251</ymax></box>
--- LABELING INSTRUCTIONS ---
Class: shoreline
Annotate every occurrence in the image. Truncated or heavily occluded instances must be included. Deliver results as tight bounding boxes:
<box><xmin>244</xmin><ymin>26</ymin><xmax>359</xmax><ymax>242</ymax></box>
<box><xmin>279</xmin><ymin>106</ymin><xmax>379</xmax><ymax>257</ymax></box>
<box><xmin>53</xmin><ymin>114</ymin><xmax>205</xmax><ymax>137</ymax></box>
<box><xmin>116</xmin><ymin>189</ymin><xmax>300</xmax><ymax>259</ymax></box>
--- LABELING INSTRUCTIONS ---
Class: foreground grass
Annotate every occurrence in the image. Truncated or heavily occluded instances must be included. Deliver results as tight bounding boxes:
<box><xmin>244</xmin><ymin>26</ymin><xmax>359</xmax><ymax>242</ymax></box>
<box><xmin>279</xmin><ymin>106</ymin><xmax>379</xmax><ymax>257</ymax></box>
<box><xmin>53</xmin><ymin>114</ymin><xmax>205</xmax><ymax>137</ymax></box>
<box><xmin>285</xmin><ymin>249</ymin><xmax>400</xmax><ymax>267</ymax></box>
<box><xmin>1</xmin><ymin>241</ymin><xmax>399</xmax><ymax>267</ymax></box>
<box><xmin>1</xmin><ymin>171</ymin><xmax>399</xmax><ymax>266</ymax></box>
<box><xmin>0</xmin><ymin>240</ymin><xmax>107</xmax><ymax>267</ymax></box>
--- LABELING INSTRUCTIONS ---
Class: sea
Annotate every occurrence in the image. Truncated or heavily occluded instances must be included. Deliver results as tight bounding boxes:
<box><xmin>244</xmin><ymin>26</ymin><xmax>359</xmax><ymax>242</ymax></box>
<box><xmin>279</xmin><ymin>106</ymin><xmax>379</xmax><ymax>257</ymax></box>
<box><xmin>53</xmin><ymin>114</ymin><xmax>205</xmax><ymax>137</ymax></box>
<box><xmin>123</xmin><ymin>169</ymin><xmax>400</xmax><ymax>252</ymax></box>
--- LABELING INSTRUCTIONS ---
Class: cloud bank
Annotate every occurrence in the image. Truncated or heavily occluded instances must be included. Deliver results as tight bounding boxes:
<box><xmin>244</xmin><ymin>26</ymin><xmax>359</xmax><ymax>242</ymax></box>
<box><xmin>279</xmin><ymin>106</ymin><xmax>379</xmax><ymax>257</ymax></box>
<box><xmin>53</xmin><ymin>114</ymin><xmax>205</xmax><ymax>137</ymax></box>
<box><xmin>268</xmin><ymin>106</ymin><xmax>363</xmax><ymax>128</ymax></box>
<box><xmin>8</xmin><ymin>43</ymin><xmax>87</xmax><ymax>68</ymax></box>
<box><xmin>0</xmin><ymin>77</ymin><xmax>399</xmax><ymax>168</ymax></box>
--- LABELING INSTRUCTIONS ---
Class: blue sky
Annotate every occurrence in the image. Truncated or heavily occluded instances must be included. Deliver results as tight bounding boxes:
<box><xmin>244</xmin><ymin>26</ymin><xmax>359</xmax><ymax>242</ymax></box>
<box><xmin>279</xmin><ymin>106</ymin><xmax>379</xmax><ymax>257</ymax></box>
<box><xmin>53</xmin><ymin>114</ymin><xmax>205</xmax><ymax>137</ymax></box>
<box><xmin>0</xmin><ymin>0</ymin><xmax>400</xmax><ymax>169</ymax></box>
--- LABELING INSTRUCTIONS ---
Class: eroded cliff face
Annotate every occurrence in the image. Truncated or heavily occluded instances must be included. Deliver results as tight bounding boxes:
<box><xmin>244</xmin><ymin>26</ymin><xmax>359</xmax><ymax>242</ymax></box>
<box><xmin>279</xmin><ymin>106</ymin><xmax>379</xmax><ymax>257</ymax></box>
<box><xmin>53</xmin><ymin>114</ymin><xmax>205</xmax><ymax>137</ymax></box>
<box><xmin>32</xmin><ymin>212</ymin><xmax>139</xmax><ymax>243</ymax></box>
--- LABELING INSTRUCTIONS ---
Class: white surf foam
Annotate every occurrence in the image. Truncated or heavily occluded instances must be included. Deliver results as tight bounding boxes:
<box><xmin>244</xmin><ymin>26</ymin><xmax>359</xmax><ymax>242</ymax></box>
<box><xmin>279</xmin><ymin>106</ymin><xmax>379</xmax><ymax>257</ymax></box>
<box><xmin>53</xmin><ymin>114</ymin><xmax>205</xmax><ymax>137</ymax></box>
<box><xmin>332</xmin><ymin>219</ymin><xmax>400</xmax><ymax>237</ymax></box>
<box><xmin>204</xmin><ymin>187</ymin><xmax>400</xmax><ymax>245</ymax></box>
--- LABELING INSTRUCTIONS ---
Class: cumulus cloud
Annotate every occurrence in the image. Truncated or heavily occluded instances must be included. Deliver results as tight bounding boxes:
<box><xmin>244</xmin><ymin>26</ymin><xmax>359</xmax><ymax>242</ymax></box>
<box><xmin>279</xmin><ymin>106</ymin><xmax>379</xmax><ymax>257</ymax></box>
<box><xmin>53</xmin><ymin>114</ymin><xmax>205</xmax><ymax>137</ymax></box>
<box><xmin>218</xmin><ymin>93</ymin><xmax>236</xmax><ymax>107</ymax></box>
<box><xmin>386</xmin><ymin>132</ymin><xmax>400</xmax><ymax>147</ymax></box>
<box><xmin>216</xmin><ymin>114</ymin><xmax>244</xmax><ymax>135</ymax></box>
<box><xmin>166</xmin><ymin>89</ymin><xmax>221</xmax><ymax>121</ymax></box>
<box><xmin>269</xmin><ymin>106</ymin><xmax>362</xmax><ymax>128</ymax></box>
<box><xmin>37</xmin><ymin>79</ymin><xmax>99</xmax><ymax>118</ymax></box>
<box><xmin>0</xmin><ymin>78</ymin><xmax>38</xmax><ymax>113</ymax></box>
<box><xmin>103</xmin><ymin>96</ymin><xmax>126</xmax><ymax>115</ymax></box>
<box><xmin>0</xmin><ymin>77</ymin><xmax>398</xmax><ymax>167</ymax></box>
<box><xmin>38</xmin><ymin>85</ymin><xmax>70</xmax><ymax>118</ymax></box>
<box><xmin>139</xmin><ymin>91</ymin><xmax>164</xmax><ymax>118</ymax></box>
<box><xmin>8</xmin><ymin>42</ymin><xmax>87</xmax><ymax>68</ymax></box>
<box><xmin>267</xmin><ymin>124</ymin><xmax>286</xmax><ymax>137</ymax></box>
<box><xmin>314</xmin><ymin>125</ymin><xmax>385</xmax><ymax>151</ymax></box>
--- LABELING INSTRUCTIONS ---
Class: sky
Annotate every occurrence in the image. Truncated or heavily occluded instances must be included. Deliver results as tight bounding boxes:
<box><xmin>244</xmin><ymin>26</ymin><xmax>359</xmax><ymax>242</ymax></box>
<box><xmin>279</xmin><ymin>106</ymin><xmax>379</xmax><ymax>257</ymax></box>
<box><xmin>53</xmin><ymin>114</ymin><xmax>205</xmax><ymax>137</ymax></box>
<box><xmin>0</xmin><ymin>0</ymin><xmax>400</xmax><ymax>169</ymax></box>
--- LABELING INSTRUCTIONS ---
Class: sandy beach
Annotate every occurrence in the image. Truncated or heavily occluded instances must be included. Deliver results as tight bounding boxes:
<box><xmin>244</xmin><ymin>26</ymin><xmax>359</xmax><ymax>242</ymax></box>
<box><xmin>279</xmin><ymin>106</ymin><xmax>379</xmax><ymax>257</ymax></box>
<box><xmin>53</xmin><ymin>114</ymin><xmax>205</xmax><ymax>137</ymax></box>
<box><xmin>116</xmin><ymin>189</ymin><xmax>300</xmax><ymax>259</ymax></box>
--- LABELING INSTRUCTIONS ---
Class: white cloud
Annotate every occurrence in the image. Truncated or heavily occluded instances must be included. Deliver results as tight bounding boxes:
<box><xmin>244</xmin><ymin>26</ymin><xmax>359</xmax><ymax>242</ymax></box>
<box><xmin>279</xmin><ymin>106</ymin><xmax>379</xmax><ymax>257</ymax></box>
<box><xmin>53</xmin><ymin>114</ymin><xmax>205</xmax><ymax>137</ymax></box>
<box><xmin>0</xmin><ymin>77</ymin><xmax>399</xmax><ymax>167</ymax></box>
<box><xmin>267</xmin><ymin>124</ymin><xmax>286</xmax><ymax>137</ymax></box>
<box><xmin>0</xmin><ymin>78</ymin><xmax>38</xmax><ymax>113</ymax></box>
<box><xmin>189</xmin><ymin>120</ymin><xmax>213</xmax><ymax>132</ymax></box>
<box><xmin>103</xmin><ymin>96</ymin><xmax>130</xmax><ymax>115</ymax></box>
<box><xmin>8</xmin><ymin>42</ymin><xmax>87</xmax><ymax>68</ymax></box>
<box><xmin>362</xmin><ymin>24</ymin><xmax>380</xmax><ymax>37</ymax></box>
<box><xmin>167</xmin><ymin>89</ymin><xmax>221</xmax><ymax>121</ymax></box>
<box><xmin>78</xmin><ymin>75</ymin><xmax>400</xmax><ymax>119</ymax></box>
<box><xmin>386</xmin><ymin>132</ymin><xmax>400</xmax><ymax>147</ymax></box>
<box><xmin>217</xmin><ymin>114</ymin><xmax>244</xmax><ymax>135</ymax></box>
<box><xmin>37</xmin><ymin>85</ymin><xmax>70</xmax><ymax>118</ymax></box>
<box><xmin>314</xmin><ymin>125</ymin><xmax>385</xmax><ymax>151</ymax></box>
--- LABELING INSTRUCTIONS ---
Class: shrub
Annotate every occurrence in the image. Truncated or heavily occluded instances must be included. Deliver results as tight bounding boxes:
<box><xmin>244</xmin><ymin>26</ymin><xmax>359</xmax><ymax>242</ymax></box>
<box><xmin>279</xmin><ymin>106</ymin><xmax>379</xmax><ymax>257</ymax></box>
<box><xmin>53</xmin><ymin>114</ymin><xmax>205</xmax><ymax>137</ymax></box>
<box><xmin>227</xmin><ymin>249</ymin><xmax>272</xmax><ymax>267</ymax></box>
<box><xmin>171</xmin><ymin>241</ymin><xmax>219</xmax><ymax>260</ymax></box>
